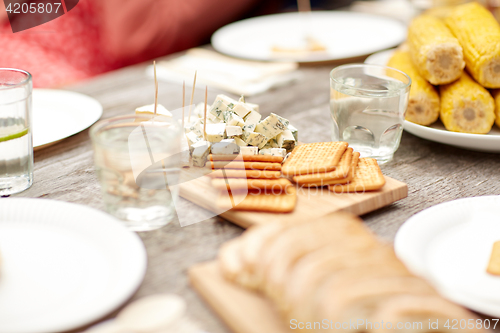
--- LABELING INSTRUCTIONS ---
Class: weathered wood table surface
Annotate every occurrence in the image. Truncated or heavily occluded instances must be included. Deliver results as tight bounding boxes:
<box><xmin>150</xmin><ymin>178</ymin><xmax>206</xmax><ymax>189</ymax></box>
<box><xmin>12</xmin><ymin>52</ymin><xmax>500</xmax><ymax>332</ymax></box>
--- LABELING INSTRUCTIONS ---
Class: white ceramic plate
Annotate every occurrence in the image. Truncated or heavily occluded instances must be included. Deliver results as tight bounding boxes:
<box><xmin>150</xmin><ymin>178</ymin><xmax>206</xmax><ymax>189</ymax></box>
<box><xmin>33</xmin><ymin>89</ymin><xmax>103</xmax><ymax>149</ymax></box>
<box><xmin>0</xmin><ymin>198</ymin><xmax>147</xmax><ymax>333</ymax></box>
<box><xmin>365</xmin><ymin>49</ymin><xmax>500</xmax><ymax>153</ymax></box>
<box><xmin>395</xmin><ymin>196</ymin><xmax>500</xmax><ymax>317</ymax></box>
<box><xmin>212</xmin><ymin>11</ymin><xmax>406</xmax><ymax>63</ymax></box>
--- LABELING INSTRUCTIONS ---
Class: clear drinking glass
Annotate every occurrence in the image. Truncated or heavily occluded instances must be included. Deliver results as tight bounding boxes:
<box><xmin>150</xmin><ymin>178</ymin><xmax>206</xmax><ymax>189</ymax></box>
<box><xmin>0</xmin><ymin>69</ymin><xmax>33</xmax><ymax>195</ymax></box>
<box><xmin>330</xmin><ymin>64</ymin><xmax>411</xmax><ymax>164</ymax></box>
<box><xmin>90</xmin><ymin>115</ymin><xmax>182</xmax><ymax>231</ymax></box>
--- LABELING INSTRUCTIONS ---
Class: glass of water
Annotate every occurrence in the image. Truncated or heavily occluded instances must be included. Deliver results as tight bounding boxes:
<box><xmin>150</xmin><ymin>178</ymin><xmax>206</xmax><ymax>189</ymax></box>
<box><xmin>90</xmin><ymin>114</ymin><xmax>182</xmax><ymax>231</ymax></box>
<box><xmin>0</xmin><ymin>69</ymin><xmax>33</xmax><ymax>195</ymax></box>
<box><xmin>330</xmin><ymin>64</ymin><xmax>411</xmax><ymax>164</ymax></box>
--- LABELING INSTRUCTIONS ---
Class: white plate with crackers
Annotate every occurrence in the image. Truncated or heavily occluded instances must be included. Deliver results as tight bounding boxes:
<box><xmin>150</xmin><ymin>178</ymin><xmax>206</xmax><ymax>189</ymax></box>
<box><xmin>0</xmin><ymin>198</ymin><xmax>147</xmax><ymax>333</ymax></box>
<box><xmin>365</xmin><ymin>50</ymin><xmax>500</xmax><ymax>153</ymax></box>
<box><xmin>395</xmin><ymin>196</ymin><xmax>500</xmax><ymax>317</ymax></box>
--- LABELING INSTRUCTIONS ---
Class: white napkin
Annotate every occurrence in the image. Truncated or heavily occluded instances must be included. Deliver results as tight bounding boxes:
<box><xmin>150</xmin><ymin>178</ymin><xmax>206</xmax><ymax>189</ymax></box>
<box><xmin>147</xmin><ymin>48</ymin><xmax>300</xmax><ymax>96</ymax></box>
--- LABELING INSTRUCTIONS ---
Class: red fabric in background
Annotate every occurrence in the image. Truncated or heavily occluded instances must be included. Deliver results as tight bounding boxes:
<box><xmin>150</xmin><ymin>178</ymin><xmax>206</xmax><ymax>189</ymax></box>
<box><xmin>0</xmin><ymin>0</ymin><xmax>259</xmax><ymax>88</ymax></box>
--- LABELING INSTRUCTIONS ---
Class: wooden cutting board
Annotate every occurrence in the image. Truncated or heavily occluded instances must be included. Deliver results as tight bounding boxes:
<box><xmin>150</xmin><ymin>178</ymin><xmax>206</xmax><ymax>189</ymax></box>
<box><xmin>178</xmin><ymin>171</ymin><xmax>407</xmax><ymax>229</ymax></box>
<box><xmin>189</xmin><ymin>261</ymin><xmax>292</xmax><ymax>333</ymax></box>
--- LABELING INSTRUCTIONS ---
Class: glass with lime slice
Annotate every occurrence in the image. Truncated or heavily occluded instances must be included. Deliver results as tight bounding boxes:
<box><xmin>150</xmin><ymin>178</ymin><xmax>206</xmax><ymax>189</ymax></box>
<box><xmin>0</xmin><ymin>69</ymin><xmax>33</xmax><ymax>196</ymax></box>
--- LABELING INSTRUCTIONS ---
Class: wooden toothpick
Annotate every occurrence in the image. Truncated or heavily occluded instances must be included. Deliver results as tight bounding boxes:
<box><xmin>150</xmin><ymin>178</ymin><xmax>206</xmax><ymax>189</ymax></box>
<box><xmin>153</xmin><ymin>61</ymin><xmax>158</xmax><ymax>115</ymax></box>
<box><xmin>297</xmin><ymin>0</ymin><xmax>311</xmax><ymax>12</ymax></box>
<box><xmin>204</xmin><ymin>86</ymin><xmax>207</xmax><ymax>141</ymax></box>
<box><xmin>188</xmin><ymin>70</ymin><xmax>197</xmax><ymax>122</ymax></box>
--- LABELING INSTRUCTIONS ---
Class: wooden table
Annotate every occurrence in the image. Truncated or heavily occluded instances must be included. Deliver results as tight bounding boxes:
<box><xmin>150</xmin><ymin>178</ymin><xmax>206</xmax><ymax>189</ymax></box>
<box><xmin>13</xmin><ymin>53</ymin><xmax>500</xmax><ymax>333</ymax></box>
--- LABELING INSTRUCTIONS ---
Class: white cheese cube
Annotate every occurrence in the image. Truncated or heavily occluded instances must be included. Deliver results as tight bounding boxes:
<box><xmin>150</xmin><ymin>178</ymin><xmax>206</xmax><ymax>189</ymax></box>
<box><xmin>211</xmin><ymin>139</ymin><xmax>240</xmax><ymax>155</ymax></box>
<box><xmin>233</xmin><ymin>137</ymin><xmax>247</xmax><ymax>147</ymax></box>
<box><xmin>206</xmin><ymin>123</ymin><xmax>226</xmax><ymax>143</ymax></box>
<box><xmin>226</xmin><ymin>126</ymin><xmax>243</xmax><ymax>137</ymax></box>
<box><xmin>192</xmin><ymin>141</ymin><xmax>211</xmax><ymax>167</ymax></box>
<box><xmin>240</xmin><ymin>146</ymin><xmax>258</xmax><ymax>155</ymax></box>
<box><xmin>135</xmin><ymin>104</ymin><xmax>172</xmax><ymax>117</ymax></box>
<box><xmin>246</xmin><ymin>102</ymin><xmax>259</xmax><ymax>113</ymax></box>
<box><xmin>259</xmin><ymin>148</ymin><xmax>286</xmax><ymax>157</ymax></box>
<box><xmin>254</xmin><ymin>113</ymin><xmax>289</xmax><ymax>139</ymax></box>
<box><xmin>288</xmin><ymin>124</ymin><xmax>298</xmax><ymax>141</ymax></box>
<box><xmin>243</xmin><ymin>132</ymin><xmax>267</xmax><ymax>149</ymax></box>
<box><xmin>231</xmin><ymin>102</ymin><xmax>253</xmax><ymax>119</ymax></box>
<box><xmin>242</xmin><ymin>110</ymin><xmax>262</xmax><ymax>133</ymax></box>
<box><xmin>279</xmin><ymin>129</ymin><xmax>296</xmax><ymax>152</ymax></box>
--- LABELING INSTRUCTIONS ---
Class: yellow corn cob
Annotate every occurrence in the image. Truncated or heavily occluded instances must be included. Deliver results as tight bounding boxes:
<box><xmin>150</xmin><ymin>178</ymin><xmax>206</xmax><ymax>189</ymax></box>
<box><xmin>445</xmin><ymin>2</ymin><xmax>500</xmax><ymax>88</ymax></box>
<box><xmin>440</xmin><ymin>72</ymin><xmax>495</xmax><ymax>133</ymax></box>
<box><xmin>491</xmin><ymin>89</ymin><xmax>500</xmax><ymax>128</ymax></box>
<box><xmin>388</xmin><ymin>50</ymin><xmax>440</xmax><ymax>125</ymax></box>
<box><xmin>408</xmin><ymin>15</ymin><xmax>465</xmax><ymax>85</ymax></box>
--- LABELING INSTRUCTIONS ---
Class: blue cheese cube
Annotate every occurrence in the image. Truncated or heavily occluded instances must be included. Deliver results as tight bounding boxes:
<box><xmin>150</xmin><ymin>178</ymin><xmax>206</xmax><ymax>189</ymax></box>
<box><xmin>233</xmin><ymin>137</ymin><xmax>247</xmax><ymax>147</ymax></box>
<box><xmin>231</xmin><ymin>102</ymin><xmax>253</xmax><ymax>119</ymax></box>
<box><xmin>192</xmin><ymin>141</ymin><xmax>211</xmax><ymax>167</ymax></box>
<box><xmin>215</xmin><ymin>94</ymin><xmax>237</xmax><ymax>106</ymax></box>
<box><xmin>242</xmin><ymin>110</ymin><xmax>262</xmax><ymax>133</ymax></box>
<box><xmin>259</xmin><ymin>148</ymin><xmax>287</xmax><ymax>157</ymax></box>
<box><xmin>278</xmin><ymin>129</ymin><xmax>296</xmax><ymax>152</ymax></box>
<box><xmin>261</xmin><ymin>141</ymin><xmax>273</xmax><ymax>150</ymax></box>
<box><xmin>267</xmin><ymin>136</ymin><xmax>281</xmax><ymax>148</ymax></box>
<box><xmin>211</xmin><ymin>139</ymin><xmax>240</xmax><ymax>155</ymax></box>
<box><xmin>226</xmin><ymin>113</ymin><xmax>245</xmax><ymax>127</ymax></box>
<box><xmin>209</xmin><ymin>100</ymin><xmax>230</xmax><ymax>120</ymax></box>
<box><xmin>226</xmin><ymin>126</ymin><xmax>243</xmax><ymax>137</ymax></box>
<box><xmin>288</xmin><ymin>124</ymin><xmax>298</xmax><ymax>141</ymax></box>
<box><xmin>240</xmin><ymin>146</ymin><xmax>258</xmax><ymax>155</ymax></box>
<box><xmin>205</xmin><ymin>123</ymin><xmax>226</xmax><ymax>143</ymax></box>
<box><xmin>246</xmin><ymin>102</ymin><xmax>259</xmax><ymax>113</ymax></box>
<box><xmin>243</xmin><ymin>132</ymin><xmax>267</xmax><ymax>149</ymax></box>
<box><xmin>254</xmin><ymin>113</ymin><xmax>289</xmax><ymax>139</ymax></box>
<box><xmin>185</xmin><ymin>118</ymin><xmax>204</xmax><ymax>137</ymax></box>
<box><xmin>186</xmin><ymin>131</ymin><xmax>201</xmax><ymax>149</ymax></box>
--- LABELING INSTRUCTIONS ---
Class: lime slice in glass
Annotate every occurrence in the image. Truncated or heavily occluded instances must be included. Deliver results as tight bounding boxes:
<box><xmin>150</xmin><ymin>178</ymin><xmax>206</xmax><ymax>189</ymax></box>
<box><xmin>0</xmin><ymin>125</ymin><xmax>29</xmax><ymax>143</ymax></box>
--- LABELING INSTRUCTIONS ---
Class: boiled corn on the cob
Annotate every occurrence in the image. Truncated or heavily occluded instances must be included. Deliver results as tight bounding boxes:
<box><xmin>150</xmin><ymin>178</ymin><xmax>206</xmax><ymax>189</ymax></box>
<box><xmin>408</xmin><ymin>15</ymin><xmax>465</xmax><ymax>85</ymax></box>
<box><xmin>445</xmin><ymin>2</ymin><xmax>500</xmax><ymax>88</ymax></box>
<box><xmin>491</xmin><ymin>89</ymin><xmax>500</xmax><ymax>128</ymax></box>
<box><xmin>440</xmin><ymin>72</ymin><xmax>495</xmax><ymax>134</ymax></box>
<box><xmin>388</xmin><ymin>49</ymin><xmax>440</xmax><ymax>126</ymax></box>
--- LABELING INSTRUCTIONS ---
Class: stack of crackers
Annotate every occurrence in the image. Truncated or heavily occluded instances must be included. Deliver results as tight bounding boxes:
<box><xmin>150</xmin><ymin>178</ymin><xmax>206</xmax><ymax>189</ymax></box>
<box><xmin>207</xmin><ymin>154</ymin><xmax>297</xmax><ymax>213</ymax></box>
<box><xmin>283</xmin><ymin>141</ymin><xmax>386</xmax><ymax>193</ymax></box>
<box><xmin>218</xmin><ymin>212</ymin><xmax>482</xmax><ymax>330</ymax></box>
<box><xmin>209</xmin><ymin>141</ymin><xmax>387</xmax><ymax>214</ymax></box>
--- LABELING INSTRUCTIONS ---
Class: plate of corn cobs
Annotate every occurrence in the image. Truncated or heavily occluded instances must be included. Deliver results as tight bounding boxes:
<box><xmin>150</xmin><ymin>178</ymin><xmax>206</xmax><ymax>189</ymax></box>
<box><xmin>365</xmin><ymin>2</ymin><xmax>500</xmax><ymax>153</ymax></box>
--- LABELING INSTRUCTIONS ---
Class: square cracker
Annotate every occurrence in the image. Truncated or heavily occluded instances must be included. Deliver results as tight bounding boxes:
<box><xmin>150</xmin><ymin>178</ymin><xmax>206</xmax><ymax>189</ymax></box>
<box><xmin>211</xmin><ymin>178</ymin><xmax>292</xmax><ymax>192</ymax></box>
<box><xmin>298</xmin><ymin>151</ymin><xmax>360</xmax><ymax>188</ymax></box>
<box><xmin>329</xmin><ymin>158</ymin><xmax>385</xmax><ymax>193</ymax></box>
<box><xmin>281</xmin><ymin>142</ymin><xmax>348</xmax><ymax>176</ymax></box>
<box><xmin>293</xmin><ymin>148</ymin><xmax>353</xmax><ymax>185</ymax></box>
<box><xmin>209</xmin><ymin>154</ymin><xmax>283</xmax><ymax>163</ymax></box>
<box><xmin>217</xmin><ymin>187</ymin><xmax>297</xmax><ymax>213</ymax></box>
<box><xmin>487</xmin><ymin>241</ymin><xmax>500</xmax><ymax>275</ymax></box>
<box><xmin>210</xmin><ymin>161</ymin><xmax>282</xmax><ymax>171</ymax></box>
<box><xmin>206</xmin><ymin>169</ymin><xmax>281</xmax><ymax>179</ymax></box>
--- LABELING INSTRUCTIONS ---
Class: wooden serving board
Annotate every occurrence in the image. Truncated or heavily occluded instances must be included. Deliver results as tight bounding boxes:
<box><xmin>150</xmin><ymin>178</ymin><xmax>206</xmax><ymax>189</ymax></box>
<box><xmin>178</xmin><ymin>171</ymin><xmax>407</xmax><ymax>229</ymax></box>
<box><xmin>189</xmin><ymin>261</ymin><xmax>292</xmax><ymax>333</ymax></box>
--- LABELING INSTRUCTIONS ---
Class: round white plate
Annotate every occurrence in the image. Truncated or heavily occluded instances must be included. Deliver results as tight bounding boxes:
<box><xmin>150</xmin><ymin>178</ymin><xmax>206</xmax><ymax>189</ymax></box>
<box><xmin>33</xmin><ymin>89</ymin><xmax>103</xmax><ymax>149</ymax></box>
<box><xmin>0</xmin><ymin>198</ymin><xmax>147</xmax><ymax>333</ymax></box>
<box><xmin>395</xmin><ymin>196</ymin><xmax>500</xmax><ymax>317</ymax></box>
<box><xmin>212</xmin><ymin>11</ymin><xmax>406</xmax><ymax>63</ymax></box>
<box><xmin>365</xmin><ymin>49</ymin><xmax>500</xmax><ymax>153</ymax></box>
